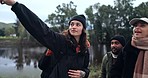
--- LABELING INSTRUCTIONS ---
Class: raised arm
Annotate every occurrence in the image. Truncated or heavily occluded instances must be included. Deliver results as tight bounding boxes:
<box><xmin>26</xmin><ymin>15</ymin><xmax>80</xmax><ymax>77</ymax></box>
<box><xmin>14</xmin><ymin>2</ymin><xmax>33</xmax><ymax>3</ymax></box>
<box><xmin>1</xmin><ymin>0</ymin><xmax>66</xmax><ymax>54</ymax></box>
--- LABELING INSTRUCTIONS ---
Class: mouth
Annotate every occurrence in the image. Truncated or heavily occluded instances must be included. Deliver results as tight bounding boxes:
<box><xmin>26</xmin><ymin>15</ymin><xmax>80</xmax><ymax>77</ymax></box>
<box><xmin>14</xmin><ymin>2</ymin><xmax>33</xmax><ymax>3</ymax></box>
<box><xmin>135</xmin><ymin>31</ymin><xmax>141</xmax><ymax>33</ymax></box>
<box><xmin>112</xmin><ymin>48</ymin><xmax>117</xmax><ymax>52</ymax></box>
<box><xmin>134</xmin><ymin>31</ymin><xmax>142</xmax><ymax>36</ymax></box>
<box><xmin>70</xmin><ymin>29</ymin><xmax>77</xmax><ymax>33</ymax></box>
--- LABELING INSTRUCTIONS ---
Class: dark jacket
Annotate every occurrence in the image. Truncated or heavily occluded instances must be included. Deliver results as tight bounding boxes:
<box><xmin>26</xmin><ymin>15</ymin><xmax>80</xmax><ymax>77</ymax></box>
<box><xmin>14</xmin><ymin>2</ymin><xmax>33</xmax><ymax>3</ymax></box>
<box><xmin>11</xmin><ymin>2</ymin><xmax>90</xmax><ymax>78</ymax></box>
<box><xmin>100</xmin><ymin>52</ymin><xmax>113</xmax><ymax>78</ymax></box>
<box><xmin>110</xmin><ymin>37</ymin><xmax>140</xmax><ymax>78</ymax></box>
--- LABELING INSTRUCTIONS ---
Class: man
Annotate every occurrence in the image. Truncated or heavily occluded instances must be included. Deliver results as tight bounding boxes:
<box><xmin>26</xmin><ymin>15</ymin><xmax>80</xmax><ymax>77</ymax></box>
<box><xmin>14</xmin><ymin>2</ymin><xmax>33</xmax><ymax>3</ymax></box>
<box><xmin>111</xmin><ymin>17</ymin><xmax>148</xmax><ymax>78</ymax></box>
<box><xmin>100</xmin><ymin>35</ymin><xmax>126</xmax><ymax>78</ymax></box>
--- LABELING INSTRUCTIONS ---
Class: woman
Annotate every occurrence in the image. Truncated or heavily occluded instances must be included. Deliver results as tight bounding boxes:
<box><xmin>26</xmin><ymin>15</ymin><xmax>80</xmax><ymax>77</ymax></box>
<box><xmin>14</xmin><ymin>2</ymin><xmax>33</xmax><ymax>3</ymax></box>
<box><xmin>111</xmin><ymin>17</ymin><xmax>148</xmax><ymax>78</ymax></box>
<box><xmin>0</xmin><ymin>0</ymin><xmax>90</xmax><ymax>78</ymax></box>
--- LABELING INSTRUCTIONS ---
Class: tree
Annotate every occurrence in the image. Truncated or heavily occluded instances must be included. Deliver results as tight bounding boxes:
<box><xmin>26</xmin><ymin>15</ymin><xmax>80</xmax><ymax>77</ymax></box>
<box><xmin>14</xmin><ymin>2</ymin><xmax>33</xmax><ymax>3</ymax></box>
<box><xmin>45</xmin><ymin>1</ymin><xmax>78</xmax><ymax>32</ymax></box>
<box><xmin>134</xmin><ymin>2</ymin><xmax>148</xmax><ymax>17</ymax></box>
<box><xmin>113</xmin><ymin>0</ymin><xmax>135</xmax><ymax>38</ymax></box>
<box><xmin>0</xmin><ymin>28</ymin><xmax>5</xmax><ymax>36</ymax></box>
<box><xmin>85</xmin><ymin>0</ymin><xmax>137</xmax><ymax>64</ymax></box>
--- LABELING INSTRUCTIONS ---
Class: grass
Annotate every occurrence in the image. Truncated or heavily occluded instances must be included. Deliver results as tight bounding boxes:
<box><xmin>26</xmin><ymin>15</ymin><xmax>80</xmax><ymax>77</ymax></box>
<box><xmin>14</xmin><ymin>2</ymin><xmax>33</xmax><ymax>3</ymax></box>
<box><xmin>0</xmin><ymin>36</ymin><xmax>18</xmax><ymax>40</ymax></box>
<box><xmin>89</xmin><ymin>64</ymin><xmax>101</xmax><ymax>78</ymax></box>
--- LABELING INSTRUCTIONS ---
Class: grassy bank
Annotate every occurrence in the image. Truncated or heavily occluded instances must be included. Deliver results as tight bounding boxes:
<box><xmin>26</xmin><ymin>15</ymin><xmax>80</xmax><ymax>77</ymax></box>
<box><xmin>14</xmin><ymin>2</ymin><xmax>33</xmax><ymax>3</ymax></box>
<box><xmin>89</xmin><ymin>64</ymin><xmax>101</xmax><ymax>78</ymax></box>
<box><xmin>0</xmin><ymin>36</ymin><xmax>42</xmax><ymax>47</ymax></box>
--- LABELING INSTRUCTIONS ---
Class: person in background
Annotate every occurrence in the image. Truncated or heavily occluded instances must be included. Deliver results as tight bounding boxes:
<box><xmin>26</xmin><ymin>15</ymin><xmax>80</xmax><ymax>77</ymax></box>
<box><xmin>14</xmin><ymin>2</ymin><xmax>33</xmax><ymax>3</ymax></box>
<box><xmin>100</xmin><ymin>35</ymin><xmax>126</xmax><ymax>78</ymax></box>
<box><xmin>0</xmin><ymin>0</ymin><xmax>90</xmax><ymax>78</ymax></box>
<box><xmin>111</xmin><ymin>17</ymin><xmax>148</xmax><ymax>78</ymax></box>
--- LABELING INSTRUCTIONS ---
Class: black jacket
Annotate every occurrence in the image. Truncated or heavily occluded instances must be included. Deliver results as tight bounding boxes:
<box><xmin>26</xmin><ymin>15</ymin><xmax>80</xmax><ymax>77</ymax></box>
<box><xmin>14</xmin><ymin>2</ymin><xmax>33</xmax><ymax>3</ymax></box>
<box><xmin>11</xmin><ymin>2</ymin><xmax>90</xmax><ymax>78</ymax></box>
<box><xmin>110</xmin><ymin>37</ymin><xmax>140</xmax><ymax>78</ymax></box>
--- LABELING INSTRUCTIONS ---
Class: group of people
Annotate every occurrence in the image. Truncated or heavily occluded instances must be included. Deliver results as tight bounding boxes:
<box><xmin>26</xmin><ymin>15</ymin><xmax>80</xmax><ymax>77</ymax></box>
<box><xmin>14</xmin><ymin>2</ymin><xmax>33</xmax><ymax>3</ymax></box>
<box><xmin>100</xmin><ymin>18</ymin><xmax>148</xmax><ymax>78</ymax></box>
<box><xmin>1</xmin><ymin>0</ymin><xmax>148</xmax><ymax>78</ymax></box>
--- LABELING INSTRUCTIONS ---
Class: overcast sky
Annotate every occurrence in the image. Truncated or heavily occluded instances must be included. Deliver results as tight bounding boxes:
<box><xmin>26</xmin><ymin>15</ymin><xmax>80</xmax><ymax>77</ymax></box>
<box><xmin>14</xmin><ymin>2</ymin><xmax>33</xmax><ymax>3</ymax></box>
<box><xmin>0</xmin><ymin>0</ymin><xmax>147</xmax><ymax>23</ymax></box>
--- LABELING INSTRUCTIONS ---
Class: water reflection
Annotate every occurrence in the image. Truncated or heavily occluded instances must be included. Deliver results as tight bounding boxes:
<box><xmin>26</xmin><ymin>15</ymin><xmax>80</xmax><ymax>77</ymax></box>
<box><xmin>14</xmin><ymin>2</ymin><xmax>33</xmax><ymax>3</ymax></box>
<box><xmin>0</xmin><ymin>46</ymin><xmax>46</xmax><ymax>78</ymax></box>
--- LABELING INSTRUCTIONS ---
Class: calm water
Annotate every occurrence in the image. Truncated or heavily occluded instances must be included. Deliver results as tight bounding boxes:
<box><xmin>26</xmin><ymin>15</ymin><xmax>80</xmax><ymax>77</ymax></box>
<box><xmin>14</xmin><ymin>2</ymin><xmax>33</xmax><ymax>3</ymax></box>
<box><xmin>0</xmin><ymin>46</ymin><xmax>46</xmax><ymax>78</ymax></box>
<box><xmin>0</xmin><ymin>44</ymin><xmax>106</xmax><ymax>78</ymax></box>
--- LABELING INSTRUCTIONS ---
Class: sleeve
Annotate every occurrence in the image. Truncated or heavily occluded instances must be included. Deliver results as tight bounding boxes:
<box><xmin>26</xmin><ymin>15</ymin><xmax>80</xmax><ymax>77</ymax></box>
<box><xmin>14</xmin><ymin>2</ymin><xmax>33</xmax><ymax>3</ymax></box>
<box><xmin>82</xmin><ymin>50</ymin><xmax>90</xmax><ymax>78</ymax></box>
<box><xmin>110</xmin><ymin>50</ymin><xmax>124</xmax><ymax>78</ymax></box>
<box><xmin>11</xmin><ymin>2</ymin><xmax>66</xmax><ymax>55</ymax></box>
<box><xmin>100</xmin><ymin>54</ymin><xmax>108</xmax><ymax>78</ymax></box>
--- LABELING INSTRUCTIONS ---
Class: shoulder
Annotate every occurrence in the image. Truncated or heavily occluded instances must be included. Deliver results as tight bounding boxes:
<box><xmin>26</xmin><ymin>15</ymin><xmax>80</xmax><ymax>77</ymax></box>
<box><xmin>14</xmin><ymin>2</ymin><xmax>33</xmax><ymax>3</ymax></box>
<box><xmin>103</xmin><ymin>51</ymin><xmax>112</xmax><ymax>60</ymax></box>
<box><xmin>106</xmin><ymin>51</ymin><xmax>112</xmax><ymax>56</ymax></box>
<box><xmin>102</xmin><ymin>53</ymin><xmax>108</xmax><ymax>61</ymax></box>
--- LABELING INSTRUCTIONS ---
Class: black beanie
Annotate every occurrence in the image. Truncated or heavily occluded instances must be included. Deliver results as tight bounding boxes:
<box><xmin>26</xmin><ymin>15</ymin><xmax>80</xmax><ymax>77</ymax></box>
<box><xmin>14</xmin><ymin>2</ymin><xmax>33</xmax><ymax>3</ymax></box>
<box><xmin>110</xmin><ymin>35</ymin><xmax>126</xmax><ymax>46</ymax></box>
<box><xmin>69</xmin><ymin>14</ymin><xmax>86</xmax><ymax>29</ymax></box>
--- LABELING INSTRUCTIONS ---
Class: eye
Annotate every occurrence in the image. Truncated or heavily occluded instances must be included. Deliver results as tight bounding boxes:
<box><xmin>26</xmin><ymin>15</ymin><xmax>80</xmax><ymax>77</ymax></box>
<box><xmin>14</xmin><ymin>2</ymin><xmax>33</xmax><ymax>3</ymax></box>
<box><xmin>70</xmin><ymin>22</ymin><xmax>74</xmax><ymax>26</ymax></box>
<box><xmin>76</xmin><ymin>23</ymin><xmax>81</xmax><ymax>27</ymax></box>
<box><xmin>140</xmin><ymin>24</ymin><xmax>146</xmax><ymax>27</ymax></box>
<box><xmin>111</xmin><ymin>42</ymin><xmax>120</xmax><ymax>45</ymax></box>
<box><xmin>115</xmin><ymin>42</ymin><xmax>120</xmax><ymax>45</ymax></box>
<box><xmin>134</xmin><ymin>24</ymin><xmax>146</xmax><ymax>28</ymax></box>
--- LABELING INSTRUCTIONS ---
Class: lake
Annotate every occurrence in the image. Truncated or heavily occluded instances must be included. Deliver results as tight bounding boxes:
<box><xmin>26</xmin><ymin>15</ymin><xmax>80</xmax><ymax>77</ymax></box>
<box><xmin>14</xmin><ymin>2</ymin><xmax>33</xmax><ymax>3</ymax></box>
<box><xmin>0</xmin><ymin>46</ymin><xmax>46</xmax><ymax>78</ymax></box>
<box><xmin>0</xmin><ymin>44</ymin><xmax>104</xmax><ymax>78</ymax></box>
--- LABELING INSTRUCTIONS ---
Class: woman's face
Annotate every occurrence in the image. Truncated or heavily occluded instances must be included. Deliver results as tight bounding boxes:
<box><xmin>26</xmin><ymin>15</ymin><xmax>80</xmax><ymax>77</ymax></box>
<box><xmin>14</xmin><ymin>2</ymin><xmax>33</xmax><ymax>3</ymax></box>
<box><xmin>69</xmin><ymin>20</ymin><xmax>83</xmax><ymax>37</ymax></box>
<box><xmin>133</xmin><ymin>21</ymin><xmax>148</xmax><ymax>38</ymax></box>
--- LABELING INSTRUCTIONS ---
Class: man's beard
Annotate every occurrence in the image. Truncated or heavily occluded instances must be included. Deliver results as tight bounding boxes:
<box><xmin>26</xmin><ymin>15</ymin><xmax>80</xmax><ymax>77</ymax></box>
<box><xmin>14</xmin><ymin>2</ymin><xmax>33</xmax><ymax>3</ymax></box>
<box><xmin>111</xmin><ymin>48</ymin><xmax>120</xmax><ymax>55</ymax></box>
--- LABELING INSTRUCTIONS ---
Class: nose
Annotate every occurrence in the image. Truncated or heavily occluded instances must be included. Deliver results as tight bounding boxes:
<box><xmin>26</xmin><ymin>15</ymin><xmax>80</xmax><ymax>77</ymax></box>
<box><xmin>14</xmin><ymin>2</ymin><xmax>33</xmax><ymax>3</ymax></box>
<box><xmin>71</xmin><ymin>25</ymin><xmax>77</xmax><ymax>29</ymax></box>
<box><xmin>73</xmin><ymin>24</ymin><xmax>78</xmax><ymax>27</ymax></box>
<box><xmin>134</xmin><ymin>26</ymin><xmax>142</xmax><ymax>31</ymax></box>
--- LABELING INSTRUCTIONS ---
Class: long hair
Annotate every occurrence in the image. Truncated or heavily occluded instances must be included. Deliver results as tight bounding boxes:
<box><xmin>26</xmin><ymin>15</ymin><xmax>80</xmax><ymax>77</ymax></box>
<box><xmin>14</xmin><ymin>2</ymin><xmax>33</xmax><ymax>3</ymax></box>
<box><xmin>62</xmin><ymin>29</ymin><xmax>88</xmax><ymax>53</ymax></box>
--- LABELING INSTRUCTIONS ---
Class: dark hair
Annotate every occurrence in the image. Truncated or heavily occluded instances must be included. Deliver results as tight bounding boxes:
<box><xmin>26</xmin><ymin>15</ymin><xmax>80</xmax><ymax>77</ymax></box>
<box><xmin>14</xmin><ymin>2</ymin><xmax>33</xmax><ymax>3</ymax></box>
<box><xmin>133</xmin><ymin>20</ymin><xmax>148</xmax><ymax>27</ymax></box>
<box><xmin>62</xmin><ymin>29</ymin><xmax>88</xmax><ymax>54</ymax></box>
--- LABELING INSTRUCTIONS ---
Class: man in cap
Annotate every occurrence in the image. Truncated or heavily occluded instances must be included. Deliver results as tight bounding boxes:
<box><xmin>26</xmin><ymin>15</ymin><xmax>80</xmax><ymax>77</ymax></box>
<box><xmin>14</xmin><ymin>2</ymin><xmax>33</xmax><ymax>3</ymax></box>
<box><xmin>100</xmin><ymin>35</ymin><xmax>126</xmax><ymax>78</ymax></box>
<box><xmin>111</xmin><ymin>17</ymin><xmax>148</xmax><ymax>78</ymax></box>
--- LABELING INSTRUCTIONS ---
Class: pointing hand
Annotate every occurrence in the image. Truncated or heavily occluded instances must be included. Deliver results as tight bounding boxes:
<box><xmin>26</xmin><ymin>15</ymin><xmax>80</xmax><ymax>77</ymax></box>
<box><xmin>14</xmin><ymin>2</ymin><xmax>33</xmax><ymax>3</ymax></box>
<box><xmin>0</xmin><ymin>0</ymin><xmax>16</xmax><ymax>6</ymax></box>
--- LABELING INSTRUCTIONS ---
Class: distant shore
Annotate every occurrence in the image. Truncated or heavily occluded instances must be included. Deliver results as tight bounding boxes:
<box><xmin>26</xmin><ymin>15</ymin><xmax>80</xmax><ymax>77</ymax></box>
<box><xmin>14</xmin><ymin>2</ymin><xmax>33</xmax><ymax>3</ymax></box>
<box><xmin>0</xmin><ymin>38</ymin><xmax>42</xmax><ymax>47</ymax></box>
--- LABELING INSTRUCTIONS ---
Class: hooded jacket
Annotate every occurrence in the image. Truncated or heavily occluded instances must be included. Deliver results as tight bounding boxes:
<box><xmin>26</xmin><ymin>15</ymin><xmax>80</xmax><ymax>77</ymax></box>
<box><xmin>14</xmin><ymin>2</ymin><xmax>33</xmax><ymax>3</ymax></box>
<box><xmin>11</xmin><ymin>2</ymin><xmax>90</xmax><ymax>78</ymax></box>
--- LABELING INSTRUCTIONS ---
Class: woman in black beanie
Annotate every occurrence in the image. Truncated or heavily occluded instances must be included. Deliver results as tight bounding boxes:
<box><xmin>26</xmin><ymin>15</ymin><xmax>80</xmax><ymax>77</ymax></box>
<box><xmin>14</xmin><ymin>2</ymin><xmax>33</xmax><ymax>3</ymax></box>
<box><xmin>0</xmin><ymin>0</ymin><xmax>90</xmax><ymax>78</ymax></box>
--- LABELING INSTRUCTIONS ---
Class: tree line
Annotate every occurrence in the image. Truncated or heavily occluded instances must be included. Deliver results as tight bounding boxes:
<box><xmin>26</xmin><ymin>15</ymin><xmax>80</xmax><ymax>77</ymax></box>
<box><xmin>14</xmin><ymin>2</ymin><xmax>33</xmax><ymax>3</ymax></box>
<box><xmin>44</xmin><ymin>0</ymin><xmax>148</xmax><ymax>64</ymax></box>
